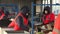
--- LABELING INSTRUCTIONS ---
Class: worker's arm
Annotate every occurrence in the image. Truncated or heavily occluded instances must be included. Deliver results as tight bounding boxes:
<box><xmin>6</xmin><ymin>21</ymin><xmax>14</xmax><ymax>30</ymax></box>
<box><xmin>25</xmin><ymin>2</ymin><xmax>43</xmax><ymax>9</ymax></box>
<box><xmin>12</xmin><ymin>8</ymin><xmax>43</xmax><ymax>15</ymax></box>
<box><xmin>50</xmin><ymin>13</ymin><xmax>55</xmax><ymax>22</ymax></box>
<box><xmin>42</xmin><ymin>15</ymin><xmax>50</xmax><ymax>25</ymax></box>
<box><xmin>14</xmin><ymin>13</ymin><xmax>20</xmax><ymax>21</ymax></box>
<box><xmin>43</xmin><ymin>19</ymin><xmax>49</xmax><ymax>24</ymax></box>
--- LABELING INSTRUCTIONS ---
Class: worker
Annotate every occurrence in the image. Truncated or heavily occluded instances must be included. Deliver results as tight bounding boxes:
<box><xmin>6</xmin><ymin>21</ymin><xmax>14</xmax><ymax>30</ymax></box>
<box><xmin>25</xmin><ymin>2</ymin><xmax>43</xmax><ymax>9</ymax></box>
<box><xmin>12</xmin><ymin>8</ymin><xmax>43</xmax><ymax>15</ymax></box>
<box><xmin>52</xmin><ymin>14</ymin><xmax>60</xmax><ymax>34</ymax></box>
<box><xmin>42</xmin><ymin>6</ymin><xmax>55</xmax><ymax>31</ymax></box>
<box><xmin>0</xmin><ymin>8</ymin><xmax>5</xmax><ymax>27</ymax></box>
<box><xmin>0</xmin><ymin>7</ymin><xmax>11</xmax><ymax>27</ymax></box>
<box><xmin>8</xmin><ymin>6</ymin><xmax>31</xmax><ymax>31</ymax></box>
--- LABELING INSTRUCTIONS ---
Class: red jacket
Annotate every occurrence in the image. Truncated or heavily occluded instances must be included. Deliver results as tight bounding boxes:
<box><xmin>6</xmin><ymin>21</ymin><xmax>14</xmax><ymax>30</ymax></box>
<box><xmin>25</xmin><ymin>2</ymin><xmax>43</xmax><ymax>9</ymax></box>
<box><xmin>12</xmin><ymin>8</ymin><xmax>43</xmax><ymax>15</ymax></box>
<box><xmin>42</xmin><ymin>13</ymin><xmax>55</xmax><ymax>24</ymax></box>
<box><xmin>52</xmin><ymin>14</ymin><xmax>60</xmax><ymax>34</ymax></box>
<box><xmin>8</xmin><ymin>13</ymin><xmax>28</xmax><ymax>31</ymax></box>
<box><xmin>0</xmin><ymin>10</ymin><xmax>5</xmax><ymax>20</ymax></box>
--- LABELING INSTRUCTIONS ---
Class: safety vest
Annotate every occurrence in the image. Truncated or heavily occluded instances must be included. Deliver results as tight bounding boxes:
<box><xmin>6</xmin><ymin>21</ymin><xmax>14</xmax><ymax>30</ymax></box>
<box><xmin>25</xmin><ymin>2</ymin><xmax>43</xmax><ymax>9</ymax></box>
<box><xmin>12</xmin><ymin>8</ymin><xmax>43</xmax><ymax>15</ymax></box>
<box><xmin>8</xmin><ymin>13</ymin><xmax>28</xmax><ymax>31</ymax></box>
<box><xmin>52</xmin><ymin>14</ymin><xmax>60</xmax><ymax>34</ymax></box>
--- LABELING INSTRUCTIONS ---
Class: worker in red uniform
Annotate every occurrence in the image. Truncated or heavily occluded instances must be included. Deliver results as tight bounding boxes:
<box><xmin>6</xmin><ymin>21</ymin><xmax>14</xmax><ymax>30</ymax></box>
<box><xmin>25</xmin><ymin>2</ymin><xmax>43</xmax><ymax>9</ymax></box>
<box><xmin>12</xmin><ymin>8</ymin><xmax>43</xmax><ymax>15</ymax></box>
<box><xmin>8</xmin><ymin>6</ymin><xmax>31</xmax><ymax>31</ymax></box>
<box><xmin>42</xmin><ymin>6</ymin><xmax>55</xmax><ymax>31</ymax></box>
<box><xmin>0</xmin><ymin>8</ymin><xmax>5</xmax><ymax>27</ymax></box>
<box><xmin>0</xmin><ymin>7</ymin><xmax>11</xmax><ymax>27</ymax></box>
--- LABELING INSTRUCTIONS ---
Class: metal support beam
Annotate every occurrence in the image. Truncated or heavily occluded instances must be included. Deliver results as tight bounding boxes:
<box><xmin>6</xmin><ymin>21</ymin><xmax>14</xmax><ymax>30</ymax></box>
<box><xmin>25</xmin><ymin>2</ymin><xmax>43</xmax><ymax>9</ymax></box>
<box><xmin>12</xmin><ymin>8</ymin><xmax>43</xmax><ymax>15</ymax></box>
<box><xmin>50</xmin><ymin>0</ymin><xmax>52</xmax><ymax>12</ymax></box>
<box><xmin>0</xmin><ymin>4</ymin><xmax>18</xmax><ymax>13</ymax></box>
<box><xmin>31</xmin><ymin>2</ymin><xmax>34</xmax><ymax>34</ymax></box>
<box><xmin>33</xmin><ymin>4</ymin><xmax>60</xmax><ymax>6</ymax></box>
<box><xmin>0</xmin><ymin>4</ymin><xmax>17</xmax><ymax>6</ymax></box>
<box><xmin>40</xmin><ymin>0</ymin><xmax>43</xmax><ymax>12</ymax></box>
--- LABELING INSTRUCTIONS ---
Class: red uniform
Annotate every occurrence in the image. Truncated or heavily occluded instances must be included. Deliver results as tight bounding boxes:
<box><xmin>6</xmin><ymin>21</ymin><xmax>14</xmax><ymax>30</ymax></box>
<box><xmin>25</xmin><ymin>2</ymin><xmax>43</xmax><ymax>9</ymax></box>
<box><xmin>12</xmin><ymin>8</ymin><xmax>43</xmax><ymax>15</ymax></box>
<box><xmin>42</xmin><ymin>13</ymin><xmax>55</xmax><ymax>24</ymax></box>
<box><xmin>0</xmin><ymin>10</ymin><xmax>5</xmax><ymax>20</ymax></box>
<box><xmin>52</xmin><ymin>14</ymin><xmax>60</xmax><ymax>34</ymax></box>
<box><xmin>8</xmin><ymin>13</ymin><xmax>28</xmax><ymax>31</ymax></box>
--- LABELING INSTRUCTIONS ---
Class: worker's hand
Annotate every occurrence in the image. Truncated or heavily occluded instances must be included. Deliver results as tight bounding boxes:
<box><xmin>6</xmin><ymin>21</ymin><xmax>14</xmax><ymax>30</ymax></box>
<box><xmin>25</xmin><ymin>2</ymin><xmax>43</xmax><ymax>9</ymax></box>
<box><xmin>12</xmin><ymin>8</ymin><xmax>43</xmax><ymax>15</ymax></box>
<box><xmin>9</xmin><ymin>18</ymin><xmax>14</xmax><ymax>21</ymax></box>
<box><xmin>29</xmin><ymin>28</ymin><xmax>32</xmax><ymax>32</ymax></box>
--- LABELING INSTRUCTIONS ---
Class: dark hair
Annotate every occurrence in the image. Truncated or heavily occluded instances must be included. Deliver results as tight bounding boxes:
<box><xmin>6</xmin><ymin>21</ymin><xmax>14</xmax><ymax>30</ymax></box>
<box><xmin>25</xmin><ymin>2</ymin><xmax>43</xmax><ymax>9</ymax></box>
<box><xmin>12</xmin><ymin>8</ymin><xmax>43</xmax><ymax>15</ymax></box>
<box><xmin>0</xmin><ymin>8</ymin><xmax>4</xmax><ymax>13</ymax></box>
<box><xmin>20</xmin><ymin>6</ymin><xmax>30</xmax><ymax>13</ymax></box>
<box><xmin>43</xmin><ymin>6</ymin><xmax>51</xmax><ymax>14</ymax></box>
<box><xmin>1</xmin><ymin>7</ymin><xmax>4</xmax><ymax>10</ymax></box>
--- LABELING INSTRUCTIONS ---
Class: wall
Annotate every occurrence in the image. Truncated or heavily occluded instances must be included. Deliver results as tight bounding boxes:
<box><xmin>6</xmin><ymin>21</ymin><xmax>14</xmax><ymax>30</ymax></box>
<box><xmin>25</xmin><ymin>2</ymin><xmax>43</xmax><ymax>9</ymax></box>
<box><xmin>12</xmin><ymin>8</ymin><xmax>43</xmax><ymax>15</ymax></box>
<box><xmin>0</xmin><ymin>0</ymin><xmax>31</xmax><ymax>11</ymax></box>
<box><xmin>18</xmin><ymin>0</ymin><xmax>31</xmax><ymax>10</ymax></box>
<box><xmin>52</xmin><ymin>0</ymin><xmax>60</xmax><ymax>16</ymax></box>
<box><xmin>36</xmin><ymin>0</ymin><xmax>41</xmax><ymax>15</ymax></box>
